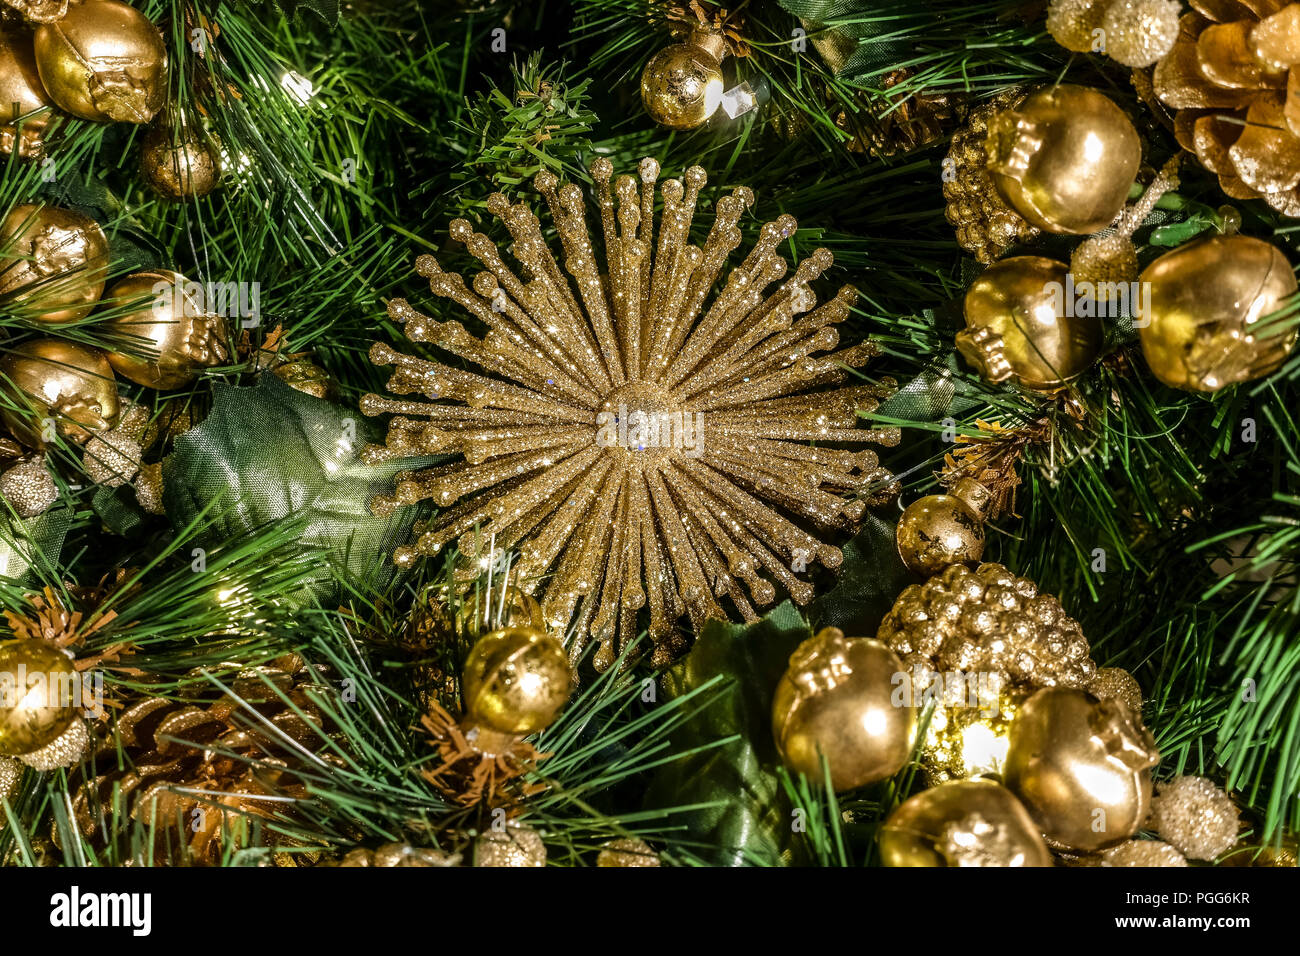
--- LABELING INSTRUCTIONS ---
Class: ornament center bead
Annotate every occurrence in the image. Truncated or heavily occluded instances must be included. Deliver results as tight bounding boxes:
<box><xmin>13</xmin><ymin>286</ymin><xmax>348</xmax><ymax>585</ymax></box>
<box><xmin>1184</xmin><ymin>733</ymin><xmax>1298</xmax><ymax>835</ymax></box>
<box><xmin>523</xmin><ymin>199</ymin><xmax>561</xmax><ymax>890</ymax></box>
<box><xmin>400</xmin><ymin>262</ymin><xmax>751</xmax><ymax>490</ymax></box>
<box><xmin>595</xmin><ymin>383</ymin><xmax>698</xmax><ymax>462</ymax></box>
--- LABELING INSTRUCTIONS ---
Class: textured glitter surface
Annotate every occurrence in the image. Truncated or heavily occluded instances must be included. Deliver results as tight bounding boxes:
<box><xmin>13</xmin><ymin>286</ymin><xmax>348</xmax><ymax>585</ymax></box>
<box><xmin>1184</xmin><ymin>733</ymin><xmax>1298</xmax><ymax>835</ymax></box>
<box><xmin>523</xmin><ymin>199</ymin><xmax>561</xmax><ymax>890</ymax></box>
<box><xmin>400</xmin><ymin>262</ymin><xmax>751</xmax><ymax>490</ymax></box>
<box><xmin>1101</xmin><ymin>839</ymin><xmax>1187</xmax><ymax>867</ymax></box>
<box><xmin>18</xmin><ymin>718</ymin><xmax>89</xmax><ymax>771</ymax></box>
<box><xmin>1151</xmin><ymin>775</ymin><xmax>1240</xmax><ymax>861</ymax></box>
<box><xmin>83</xmin><ymin>432</ymin><xmax>142</xmax><ymax>487</ymax></box>
<box><xmin>1088</xmin><ymin>666</ymin><xmax>1143</xmax><ymax>713</ymax></box>
<box><xmin>474</xmin><ymin>824</ymin><xmax>546</xmax><ymax>867</ymax></box>
<box><xmin>364</xmin><ymin>159</ymin><xmax>901</xmax><ymax>668</ymax></box>
<box><xmin>0</xmin><ymin>456</ymin><xmax>58</xmax><ymax>517</ymax></box>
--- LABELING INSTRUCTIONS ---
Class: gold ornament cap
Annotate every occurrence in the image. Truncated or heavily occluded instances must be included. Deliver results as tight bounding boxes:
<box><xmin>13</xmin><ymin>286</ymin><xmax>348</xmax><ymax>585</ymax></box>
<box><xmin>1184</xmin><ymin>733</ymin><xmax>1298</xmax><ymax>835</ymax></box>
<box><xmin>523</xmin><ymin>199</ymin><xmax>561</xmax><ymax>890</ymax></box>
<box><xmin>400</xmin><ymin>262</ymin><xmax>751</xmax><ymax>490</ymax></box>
<box><xmin>986</xmin><ymin>85</ymin><xmax>1141</xmax><ymax>235</ymax></box>
<box><xmin>0</xmin><ymin>203</ymin><xmax>109</xmax><ymax>323</ymax></box>
<box><xmin>0</xmin><ymin>338</ymin><xmax>120</xmax><ymax>447</ymax></box>
<box><xmin>896</xmin><ymin>478</ymin><xmax>990</xmax><ymax>576</ymax></box>
<box><xmin>102</xmin><ymin>270</ymin><xmax>229</xmax><ymax>389</ymax></box>
<box><xmin>771</xmin><ymin>627</ymin><xmax>915</xmax><ymax>791</ymax></box>
<box><xmin>0</xmin><ymin>639</ymin><xmax>80</xmax><ymax>756</ymax></box>
<box><xmin>462</xmin><ymin>626</ymin><xmax>572</xmax><ymax>735</ymax></box>
<box><xmin>1138</xmin><ymin>235</ymin><xmax>1299</xmax><ymax>392</ymax></box>
<box><xmin>880</xmin><ymin>777</ymin><xmax>1052</xmax><ymax>866</ymax></box>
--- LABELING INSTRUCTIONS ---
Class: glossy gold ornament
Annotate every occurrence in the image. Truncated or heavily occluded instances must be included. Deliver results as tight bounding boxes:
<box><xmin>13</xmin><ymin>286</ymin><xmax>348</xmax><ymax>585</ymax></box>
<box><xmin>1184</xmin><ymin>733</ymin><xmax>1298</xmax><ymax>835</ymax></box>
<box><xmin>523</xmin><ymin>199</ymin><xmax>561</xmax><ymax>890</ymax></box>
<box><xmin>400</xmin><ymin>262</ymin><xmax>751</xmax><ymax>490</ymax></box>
<box><xmin>1004</xmin><ymin>687</ymin><xmax>1159</xmax><ymax>851</ymax></box>
<box><xmin>33</xmin><ymin>0</ymin><xmax>167</xmax><ymax>124</ymax></box>
<box><xmin>0</xmin><ymin>204</ymin><xmax>109</xmax><ymax>323</ymax></box>
<box><xmin>917</xmin><ymin>684</ymin><xmax>1026</xmax><ymax>785</ymax></box>
<box><xmin>1149</xmin><ymin>775</ymin><xmax>1239</xmax><ymax>861</ymax></box>
<box><xmin>640</xmin><ymin>33</ymin><xmax>726</xmax><ymax>130</ymax></box>
<box><xmin>474</xmin><ymin>823</ymin><xmax>546</xmax><ymax>867</ymax></box>
<box><xmin>0</xmin><ymin>30</ymin><xmax>60</xmax><ymax>158</ymax></box>
<box><xmin>958</xmin><ymin>256</ymin><xmax>1103</xmax><ymax>388</ymax></box>
<box><xmin>457</xmin><ymin>584</ymin><xmax>546</xmax><ymax>643</ymax></box>
<box><xmin>101</xmin><ymin>270</ymin><xmax>229</xmax><ymax>389</ymax></box>
<box><xmin>1138</xmin><ymin>235</ymin><xmax>1298</xmax><ymax>392</ymax></box>
<box><xmin>461</xmin><ymin>626</ymin><xmax>572</xmax><ymax>736</ymax></box>
<box><xmin>139</xmin><ymin>122</ymin><xmax>222</xmax><ymax>200</ymax></box>
<box><xmin>0</xmin><ymin>339</ymin><xmax>120</xmax><ymax>447</ymax></box>
<box><xmin>986</xmin><ymin>85</ymin><xmax>1141</xmax><ymax>235</ymax></box>
<box><xmin>272</xmin><ymin>359</ymin><xmax>334</xmax><ymax>400</ymax></box>
<box><xmin>896</xmin><ymin>477</ymin><xmax>991</xmax><ymax>577</ymax></box>
<box><xmin>597</xmin><ymin>836</ymin><xmax>660</xmax><ymax>867</ymax></box>
<box><xmin>771</xmin><ymin>628</ymin><xmax>915</xmax><ymax>791</ymax></box>
<box><xmin>0</xmin><ymin>639</ymin><xmax>79</xmax><ymax>756</ymax></box>
<box><xmin>880</xmin><ymin>778</ymin><xmax>1052</xmax><ymax>867</ymax></box>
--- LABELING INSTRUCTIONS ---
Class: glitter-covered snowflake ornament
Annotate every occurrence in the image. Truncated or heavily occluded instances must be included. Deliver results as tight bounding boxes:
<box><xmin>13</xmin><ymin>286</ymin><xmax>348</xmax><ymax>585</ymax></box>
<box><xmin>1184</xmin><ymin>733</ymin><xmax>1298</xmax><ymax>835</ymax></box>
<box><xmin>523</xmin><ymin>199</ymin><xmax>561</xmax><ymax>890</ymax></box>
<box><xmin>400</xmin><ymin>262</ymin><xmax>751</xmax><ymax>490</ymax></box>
<box><xmin>362</xmin><ymin>158</ymin><xmax>899</xmax><ymax>669</ymax></box>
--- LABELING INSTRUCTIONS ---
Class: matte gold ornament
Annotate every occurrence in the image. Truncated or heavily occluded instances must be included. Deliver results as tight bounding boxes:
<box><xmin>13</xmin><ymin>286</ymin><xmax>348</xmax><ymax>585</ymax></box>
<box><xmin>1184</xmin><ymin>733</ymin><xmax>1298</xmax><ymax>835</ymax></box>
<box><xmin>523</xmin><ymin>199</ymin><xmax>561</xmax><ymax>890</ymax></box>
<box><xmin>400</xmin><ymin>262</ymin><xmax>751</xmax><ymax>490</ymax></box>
<box><xmin>1100</xmin><ymin>0</ymin><xmax>1180</xmax><ymax>67</ymax></box>
<box><xmin>134</xmin><ymin>460</ymin><xmax>164</xmax><ymax>514</ymax></box>
<box><xmin>1045</xmin><ymin>0</ymin><xmax>1108</xmax><ymax>52</ymax></box>
<box><xmin>0</xmin><ymin>455</ymin><xmax>58</xmax><ymax>517</ymax></box>
<box><xmin>474</xmin><ymin>823</ymin><xmax>546</xmax><ymax>867</ymax></box>
<box><xmin>1088</xmin><ymin>666</ymin><xmax>1142</xmax><ymax>713</ymax></box>
<box><xmin>0</xmin><ymin>639</ymin><xmax>79</xmax><ymax>756</ymax></box>
<box><xmin>640</xmin><ymin>32</ymin><xmax>727</xmax><ymax>130</ymax></box>
<box><xmin>82</xmin><ymin>430</ymin><xmax>141</xmax><ymax>487</ymax></box>
<box><xmin>33</xmin><ymin>0</ymin><xmax>167</xmax><ymax>124</ymax></box>
<box><xmin>942</xmin><ymin>91</ymin><xmax>1040</xmax><ymax>264</ymax></box>
<box><xmin>1101</xmin><ymin>838</ymin><xmax>1187</xmax><ymax>867</ymax></box>
<box><xmin>880</xmin><ymin>778</ymin><xmax>1052</xmax><ymax>867</ymax></box>
<box><xmin>0</xmin><ymin>204</ymin><xmax>109</xmax><ymax>323</ymax></box>
<box><xmin>1004</xmin><ymin>687</ymin><xmax>1159</xmax><ymax>851</ymax></box>
<box><xmin>101</xmin><ymin>270</ymin><xmax>229</xmax><ymax>389</ymax></box>
<box><xmin>597</xmin><ymin>836</ymin><xmax>660</xmax><ymax>867</ymax></box>
<box><xmin>362</xmin><ymin>158</ymin><xmax>899</xmax><ymax>669</ymax></box>
<box><xmin>958</xmin><ymin>256</ymin><xmax>1104</xmax><ymax>388</ymax></box>
<box><xmin>1138</xmin><ymin>235</ymin><xmax>1298</xmax><ymax>392</ymax></box>
<box><xmin>986</xmin><ymin>85</ymin><xmax>1141</xmax><ymax>234</ymax></box>
<box><xmin>17</xmin><ymin>716</ymin><xmax>88</xmax><ymax>770</ymax></box>
<box><xmin>139</xmin><ymin>122</ymin><xmax>222</xmax><ymax>200</ymax></box>
<box><xmin>771</xmin><ymin>627</ymin><xmax>915</xmax><ymax>791</ymax></box>
<box><xmin>0</xmin><ymin>30</ymin><xmax>60</xmax><ymax>157</ymax></box>
<box><xmin>0</xmin><ymin>339</ymin><xmax>120</xmax><ymax>447</ymax></box>
<box><xmin>461</xmin><ymin>626</ymin><xmax>572</xmax><ymax>736</ymax></box>
<box><xmin>896</xmin><ymin>478</ymin><xmax>991</xmax><ymax>577</ymax></box>
<box><xmin>1154</xmin><ymin>3</ymin><xmax>1300</xmax><ymax>215</ymax></box>
<box><xmin>1149</xmin><ymin>774</ymin><xmax>1239</xmax><ymax>861</ymax></box>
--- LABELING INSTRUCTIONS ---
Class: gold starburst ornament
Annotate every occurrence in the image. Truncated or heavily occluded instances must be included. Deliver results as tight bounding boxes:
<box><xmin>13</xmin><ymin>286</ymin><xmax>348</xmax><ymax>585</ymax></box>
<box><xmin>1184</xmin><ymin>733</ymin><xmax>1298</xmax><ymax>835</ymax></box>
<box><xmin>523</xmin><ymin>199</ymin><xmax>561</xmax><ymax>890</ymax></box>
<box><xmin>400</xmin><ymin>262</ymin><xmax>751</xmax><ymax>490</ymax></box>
<box><xmin>363</xmin><ymin>158</ymin><xmax>899</xmax><ymax>669</ymax></box>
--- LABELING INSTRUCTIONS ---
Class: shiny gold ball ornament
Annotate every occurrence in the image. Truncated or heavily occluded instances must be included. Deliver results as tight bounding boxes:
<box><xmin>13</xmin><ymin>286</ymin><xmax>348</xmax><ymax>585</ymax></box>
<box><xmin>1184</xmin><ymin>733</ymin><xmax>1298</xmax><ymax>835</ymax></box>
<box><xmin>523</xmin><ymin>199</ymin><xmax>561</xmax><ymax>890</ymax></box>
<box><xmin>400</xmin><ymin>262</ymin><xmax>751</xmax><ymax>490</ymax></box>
<box><xmin>896</xmin><ymin>478</ymin><xmax>992</xmax><ymax>577</ymax></box>
<box><xmin>1100</xmin><ymin>0</ymin><xmax>1180</xmax><ymax>68</ymax></box>
<box><xmin>1045</xmin><ymin>0</ymin><xmax>1108</xmax><ymax>53</ymax></box>
<box><xmin>640</xmin><ymin>33</ymin><xmax>727</xmax><ymax>130</ymax></box>
<box><xmin>957</xmin><ymin>256</ymin><xmax>1103</xmax><ymax>388</ymax></box>
<box><xmin>985</xmin><ymin>85</ymin><xmax>1141</xmax><ymax>235</ymax></box>
<box><xmin>0</xmin><ymin>203</ymin><xmax>109</xmax><ymax>323</ymax></box>
<box><xmin>101</xmin><ymin>270</ymin><xmax>229</xmax><ymax>389</ymax></box>
<box><xmin>1149</xmin><ymin>775</ymin><xmax>1240</xmax><ymax>861</ymax></box>
<box><xmin>474</xmin><ymin>823</ymin><xmax>546</xmax><ymax>867</ymax></box>
<box><xmin>0</xmin><ymin>339</ymin><xmax>120</xmax><ymax>447</ymax></box>
<box><xmin>771</xmin><ymin>627</ymin><xmax>915</xmax><ymax>791</ymax></box>
<box><xmin>1102</xmin><ymin>839</ymin><xmax>1187</xmax><ymax>867</ymax></box>
<box><xmin>0</xmin><ymin>30</ymin><xmax>60</xmax><ymax>158</ymax></box>
<box><xmin>461</xmin><ymin>626</ymin><xmax>572</xmax><ymax>736</ymax></box>
<box><xmin>880</xmin><ymin>778</ymin><xmax>1052</xmax><ymax>867</ymax></box>
<box><xmin>1138</xmin><ymin>235</ymin><xmax>1299</xmax><ymax>392</ymax></box>
<box><xmin>1004</xmin><ymin>687</ymin><xmax>1159</xmax><ymax>851</ymax></box>
<box><xmin>597</xmin><ymin>837</ymin><xmax>660</xmax><ymax>867</ymax></box>
<box><xmin>942</xmin><ymin>91</ymin><xmax>1040</xmax><ymax>264</ymax></box>
<box><xmin>0</xmin><ymin>639</ymin><xmax>79</xmax><ymax>756</ymax></box>
<box><xmin>33</xmin><ymin>0</ymin><xmax>167</xmax><ymax>124</ymax></box>
<box><xmin>139</xmin><ymin>122</ymin><xmax>222</xmax><ymax>200</ymax></box>
<box><xmin>917</xmin><ymin>685</ymin><xmax>1026</xmax><ymax>785</ymax></box>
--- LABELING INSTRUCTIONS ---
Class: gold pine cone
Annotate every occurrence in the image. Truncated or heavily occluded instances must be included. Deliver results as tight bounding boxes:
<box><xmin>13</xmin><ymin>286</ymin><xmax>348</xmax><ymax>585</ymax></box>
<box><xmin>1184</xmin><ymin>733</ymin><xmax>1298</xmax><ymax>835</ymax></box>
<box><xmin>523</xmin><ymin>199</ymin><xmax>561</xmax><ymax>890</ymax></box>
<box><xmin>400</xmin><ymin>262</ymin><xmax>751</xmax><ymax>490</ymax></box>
<box><xmin>1154</xmin><ymin>3</ymin><xmax>1300</xmax><ymax>215</ymax></box>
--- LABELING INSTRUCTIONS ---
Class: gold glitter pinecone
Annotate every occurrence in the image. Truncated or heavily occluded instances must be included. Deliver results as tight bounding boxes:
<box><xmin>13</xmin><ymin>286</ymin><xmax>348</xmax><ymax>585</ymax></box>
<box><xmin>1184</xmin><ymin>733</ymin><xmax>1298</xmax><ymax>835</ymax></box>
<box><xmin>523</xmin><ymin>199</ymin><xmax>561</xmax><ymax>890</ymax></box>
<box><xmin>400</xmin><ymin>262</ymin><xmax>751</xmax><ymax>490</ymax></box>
<box><xmin>943</xmin><ymin>92</ymin><xmax>1040</xmax><ymax>263</ymax></box>
<box><xmin>876</xmin><ymin>562</ymin><xmax>1096</xmax><ymax>690</ymax></box>
<box><xmin>1154</xmin><ymin>2</ymin><xmax>1300</xmax><ymax>215</ymax></box>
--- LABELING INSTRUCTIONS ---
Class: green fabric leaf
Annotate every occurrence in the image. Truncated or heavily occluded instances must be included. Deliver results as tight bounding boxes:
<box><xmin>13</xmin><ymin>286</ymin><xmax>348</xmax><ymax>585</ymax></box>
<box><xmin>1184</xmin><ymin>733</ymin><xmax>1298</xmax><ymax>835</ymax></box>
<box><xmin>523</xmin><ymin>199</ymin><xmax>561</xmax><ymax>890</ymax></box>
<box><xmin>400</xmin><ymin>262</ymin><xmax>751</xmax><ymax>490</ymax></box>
<box><xmin>91</xmin><ymin>485</ymin><xmax>145</xmax><ymax>537</ymax></box>
<box><xmin>646</xmin><ymin>602</ymin><xmax>813</xmax><ymax>866</ymax></box>
<box><xmin>807</xmin><ymin>512</ymin><xmax>912</xmax><ymax>635</ymax></box>
<box><xmin>0</xmin><ymin>509</ymin><xmax>71</xmax><ymax>583</ymax></box>
<box><xmin>161</xmin><ymin>375</ymin><xmax>431</xmax><ymax>606</ymax></box>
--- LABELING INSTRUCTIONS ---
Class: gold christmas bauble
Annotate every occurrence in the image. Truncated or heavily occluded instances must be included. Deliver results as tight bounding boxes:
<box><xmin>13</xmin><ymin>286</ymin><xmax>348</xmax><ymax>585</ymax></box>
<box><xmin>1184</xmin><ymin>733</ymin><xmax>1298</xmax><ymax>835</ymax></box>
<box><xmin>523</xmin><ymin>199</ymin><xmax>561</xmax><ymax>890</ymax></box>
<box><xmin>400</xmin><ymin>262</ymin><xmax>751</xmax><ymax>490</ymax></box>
<box><xmin>33</xmin><ymin>0</ymin><xmax>167</xmax><ymax>124</ymax></box>
<box><xmin>1149</xmin><ymin>775</ymin><xmax>1240</xmax><ymax>861</ymax></box>
<box><xmin>457</xmin><ymin>584</ymin><xmax>546</xmax><ymax>643</ymax></box>
<box><xmin>1102</xmin><ymin>839</ymin><xmax>1187</xmax><ymax>867</ymax></box>
<box><xmin>986</xmin><ymin>85</ymin><xmax>1141</xmax><ymax>234</ymax></box>
<box><xmin>1100</xmin><ymin>0</ymin><xmax>1180</xmax><ymax>68</ymax></box>
<box><xmin>139</xmin><ymin>122</ymin><xmax>222</xmax><ymax>200</ymax></box>
<box><xmin>0</xmin><ymin>30</ymin><xmax>60</xmax><ymax>158</ymax></box>
<box><xmin>1004</xmin><ymin>687</ymin><xmax>1159</xmax><ymax>852</ymax></box>
<box><xmin>461</xmin><ymin>626</ymin><xmax>572</xmax><ymax>735</ymax></box>
<box><xmin>1045</xmin><ymin>0</ymin><xmax>1107</xmax><ymax>53</ymax></box>
<box><xmin>640</xmin><ymin>38</ymin><xmax>725</xmax><ymax>131</ymax></box>
<box><xmin>0</xmin><ymin>203</ymin><xmax>109</xmax><ymax>323</ymax></box>
<box><xmin>474</xmin><ymin>823</ymin><xmax>546</xmax><ymax>867</ymax></box>
<box><xmin>0</xmin><ymin>639</ymin><xmax>79</xmax><ymax>756</ymax></box>
<box><xmin>0</xmin><ymin>455</ymin><xmax>58</xmax><ymax>517</ymax></box>
<box><xmin>896</xmin><ymin>478</ymin><xmax>991</xmax><ymax>577</ymax></box>
<box><xmin>958</xmin><ymin>256</ymin><xmax>1103</xmax><ymax>388</ymax></box>
<box><xmin>101</xmin><ymin>270</ymin><xmax>229</xmax><ymax>389</ymax></box>
<box><xmin>880</xmin><ymin>778</ymin><xmax>1052</xmax><ymax>867</ymax></box>
<box><xmin>1070</xmin><ymin>233</ymin><xmax>1139</xmax><ymax>297</ymax></box>
<box><xmin>1138</xmin><ymin>235</ymin><xmax>1299</xmax><ymax>392</ymax></box>
<box><xmin>771</xmin><ymin>628</ymin><xmax>915</xmax><ymax>791</ymax></box>
<box><xmin>597</xmin><ymin>837</ymin><xmax>660</xmax><ymax>867</ymax></box>
<box><xmin>916</xmin><ymin>684</ymin><xmax>1026</xmax><ymax>785</ymax></box>
<box><xmin>1088</xmin><ymin>666</ymin><xmax>1143</xmax><ymax>713</ymax></box>
<box><xmin>0</xmin><ymin>339</ymin><xmax>120</xmax><ymax>446</ymax></box>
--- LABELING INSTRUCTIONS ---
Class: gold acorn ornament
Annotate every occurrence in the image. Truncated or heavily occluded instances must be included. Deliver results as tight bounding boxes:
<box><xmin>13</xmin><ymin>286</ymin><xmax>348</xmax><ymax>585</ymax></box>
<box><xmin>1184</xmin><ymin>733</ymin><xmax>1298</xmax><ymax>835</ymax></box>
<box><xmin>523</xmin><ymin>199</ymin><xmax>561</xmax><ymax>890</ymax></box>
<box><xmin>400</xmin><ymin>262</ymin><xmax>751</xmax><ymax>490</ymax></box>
<box><xmin>101</xmin><ymin>270</ymin><xmax>230</xmax><ymax>389</ymax></box>
<box><xmin>1138</xmin><ymin>235</ymin><xmax>1299</xmax><ymax>392</ymax></box>
<box><xmin>957</xmin><ymin>255</ymin><xmax>1104</xmax><ymax>388</ymax></box>
<box><xmin>0</xmin><ymin>30</ymin><xmax>61</xmax><ymax>158</ymax></box>
<box><xmin>0</xmin><ymin>339</ymin><xmax>120</xmax><ymax>447</ymax></box>
<box><xmin>1004</xmin><ymin>687</ymin><xmax>1159</xmax><ymax>852</ymax></box>
<box><xmin>1154</xmin><ymin>2</ymin><xmax>1300</xmax><ymax>215</ymax></box>
<box><xmin>985</xmin><ymin>85</ymin><xmax>1141</xmax><ymax>235</ymax></box>
<box><xmin>0</xmin><ymin>203</ymin><xmax>109</xmax><ymax>323</ymax></box>
<box><xmin>0</xmin><ymin>0</ymin><xmax>68</xmax><ymax>20</ymax></box>
<box><xmin>771</xmin><ymin>628</ymin><xmax>915</xmax><ymax>791</ymax></box>
<box><xmin>879</xmin><ymin>777</ymin><xmax>1052</xmax><ymax>867</ymax></box>
<box><xmin>895</xmin><ymin>477</ymin><xmax>992</xmax><ymax>577</ymax></box>
<box><xmin>32</xmin><ymin>0</ymin><xmax>167</xmax><ymax>124</ymax></box>
<box><xmin>139</xmin><ymin>121</ymin><xmax>223</xmax><ymax>201</ymax></box>
<box><xmin>640</xmin><ymin>29</ymin><xmax>728</xmax><ymax>130</ymax></box>
<box><xmin>0</xmin><ymin>639</ymin><xmax>80</xmax><ymax>756</ymax></box>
